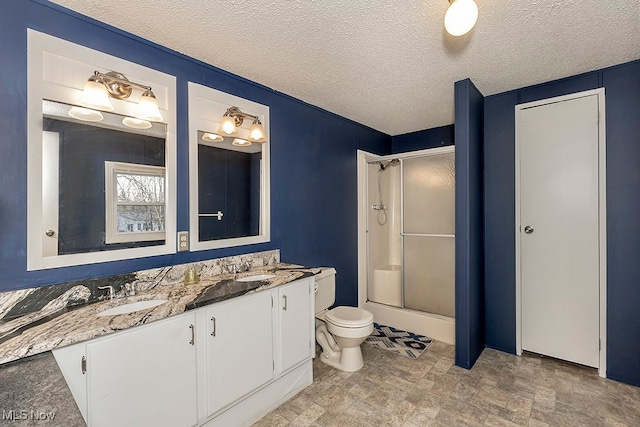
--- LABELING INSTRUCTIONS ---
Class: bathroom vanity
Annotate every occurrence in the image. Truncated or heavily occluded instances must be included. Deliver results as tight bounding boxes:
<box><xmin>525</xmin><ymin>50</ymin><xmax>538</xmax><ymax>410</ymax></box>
<box><xmin>53</xmin><ymin>276</ymin><xmax>314</xmax><ymax>427</ymax></box>
<box><xmin>0</xmin><ymin>259</ymin><xmax>316</xmax><ymax>427</ymax></box>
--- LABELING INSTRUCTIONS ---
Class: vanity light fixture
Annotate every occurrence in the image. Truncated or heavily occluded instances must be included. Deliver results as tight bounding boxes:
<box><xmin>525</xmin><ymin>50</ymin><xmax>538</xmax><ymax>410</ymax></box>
<box><xmin>77</xmin><ymin>75</ymin><xmax>114</xmax><ymax>111</ymax></box>
<box><xmin>232</xmin><ymin>138</ymin><xmax>252</xmax><ymax>147</ymax></box>
<box><xmin>122</xmin><ymin>117</ymin><xmax>152</xmax><ymax>129</ymax></box>
<box><xmin>215</xmin><ymin>106</ymin><xmax>267</xmax><ymax>143</ymax></box>
<box><xmin>71</xmin><ymin>71</ymin><xmax>163</xmax><ymax>126</ymax></box>
<box><xmin>133</xmin><ymin>90</ymin><xmax>163</xmax><ymax>122</ymax></box>
<box><xmin>201</xmin><ymin>132</ymin><xmax>224</xmax><ymax>143</ymax></box>
<box><xmin>219</xmin><ymin>113</ymin><xmax>239</xmax><ymax>137</ymax></box>
<box><xmin>68</xmin><ymin>106</ymin><xmax>104</xmax><ymax>122</ymax></box>
<box><xmin>444</xmin><ymin>0</ymin><xmax>478</xmax><ymax>36</ymax></box>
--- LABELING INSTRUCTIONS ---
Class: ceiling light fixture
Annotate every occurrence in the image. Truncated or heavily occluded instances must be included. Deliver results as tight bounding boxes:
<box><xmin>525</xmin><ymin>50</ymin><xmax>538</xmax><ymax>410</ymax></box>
<box><xmin>214</xmin><ymin>106</ymin><xmax>267</xmax><ymax>143</ymax></box>
<box><xmin>444</xmin><ymin>0</ymin><xmax>478</xmax><ymax>36</ymax></box>
<box><xmin>71</xmin><ymin>71</ymin><xmax>164</xmax><ymax>126</ymax></box>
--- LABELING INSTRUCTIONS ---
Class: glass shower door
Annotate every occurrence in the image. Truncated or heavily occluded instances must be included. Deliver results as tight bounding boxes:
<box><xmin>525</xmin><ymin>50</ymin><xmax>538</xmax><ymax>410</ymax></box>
<box><xmin>402</xmin><ymin>152</ymin><xmax>455</xmax><ymax>317</ymax></box>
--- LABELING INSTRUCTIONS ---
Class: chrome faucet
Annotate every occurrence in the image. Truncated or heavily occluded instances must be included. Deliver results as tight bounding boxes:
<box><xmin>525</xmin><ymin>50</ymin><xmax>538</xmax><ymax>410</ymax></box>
<box><xmin>233</xmin><ymin>265</ymin><xmax>237</xmax><ymax>281</ymax></box>
<box><xmin>124</xmin><ymin>283</ymin><xmax>136</xmax><ymax>296</ymax></box>
<box><xmin>98</xmin><ymin>285</ymin><xmax>115</xmax><ymax>301</ymax></box>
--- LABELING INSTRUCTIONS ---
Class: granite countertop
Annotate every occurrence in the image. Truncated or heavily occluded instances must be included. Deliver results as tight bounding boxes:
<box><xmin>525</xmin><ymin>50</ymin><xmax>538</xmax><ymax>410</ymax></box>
<box><xmin>0</xmin><ymin>263</ymin><xmax>318</xmax><ymax>365</ymax></box>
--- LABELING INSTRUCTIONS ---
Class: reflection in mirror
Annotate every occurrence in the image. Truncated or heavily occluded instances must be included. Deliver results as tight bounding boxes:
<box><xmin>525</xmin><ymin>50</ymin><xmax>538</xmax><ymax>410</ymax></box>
<box><xmin>188</xmin><ymin>82</ymin><xmax>270</xmax><ymax>251</ymax></box>
<box><xmin>197</xmin><ymin>131</ymin><xmax>261</xmax><ymax>241</ymax></box>
<box><xmin>42</xmin><ymin>100</ymin><xmax>167</xmax><ymax>255</ymax></box>
<box><xmin>27</xmin><ymin>30</ymin><xmax>177</xmax><ymax>270</ymax></box>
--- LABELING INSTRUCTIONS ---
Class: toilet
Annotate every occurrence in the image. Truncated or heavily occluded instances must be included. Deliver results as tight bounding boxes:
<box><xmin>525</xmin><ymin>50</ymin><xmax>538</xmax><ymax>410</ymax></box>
<box><xmin>315</xmin><ymin>268</ymin><xmax>374</xmax><ymax>372</ymax></box>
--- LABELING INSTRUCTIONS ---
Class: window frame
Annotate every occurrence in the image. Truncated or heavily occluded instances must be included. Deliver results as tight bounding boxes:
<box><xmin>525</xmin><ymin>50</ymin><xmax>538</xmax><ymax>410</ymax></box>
<box><xmin>104</xmin><ymin>161</ymin><xmax>167</xmax><ymax>244</ymax></box>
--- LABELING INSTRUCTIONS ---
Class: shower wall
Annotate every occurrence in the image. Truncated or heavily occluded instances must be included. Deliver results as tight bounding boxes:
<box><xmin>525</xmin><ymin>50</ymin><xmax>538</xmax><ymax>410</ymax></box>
<box><xmin>367</xmin><ymin>162</ymin><xmax>401</xmax><ymax>307</ymax></box>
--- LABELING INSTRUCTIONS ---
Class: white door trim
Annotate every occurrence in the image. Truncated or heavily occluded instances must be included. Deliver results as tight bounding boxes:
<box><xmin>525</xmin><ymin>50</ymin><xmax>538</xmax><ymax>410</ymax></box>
<box><xmin>515</xmin><ymin>88</ymin><xmax>607</xmax><ymax>377</ymax></box>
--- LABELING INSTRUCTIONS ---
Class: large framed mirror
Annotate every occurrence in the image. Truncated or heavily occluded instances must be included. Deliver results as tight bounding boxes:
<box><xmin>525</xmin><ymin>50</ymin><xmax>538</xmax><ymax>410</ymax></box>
<box><xmin>188</xmin><ymin>83</ymin><xmax>270</xmax><ymax>251</ymax></box>
<box><xmin>27</xmin><ymin>30</ymin><xmax>177</xmax><ymax>270</ymax></box>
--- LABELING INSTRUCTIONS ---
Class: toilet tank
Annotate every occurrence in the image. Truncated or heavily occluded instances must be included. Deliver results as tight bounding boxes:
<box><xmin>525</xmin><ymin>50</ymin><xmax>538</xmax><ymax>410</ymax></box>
<box><xmin>315</xmin><ymin>267</ymin><xmax>336</xmax><ymax>313</ymax></box>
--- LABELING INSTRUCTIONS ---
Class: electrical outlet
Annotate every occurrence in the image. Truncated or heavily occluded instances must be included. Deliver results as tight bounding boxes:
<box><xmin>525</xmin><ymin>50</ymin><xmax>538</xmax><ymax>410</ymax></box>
<box><xmin>177</xmin><ymin>231</ymin><xmax>189</xmax><ymax>252</ymax></box>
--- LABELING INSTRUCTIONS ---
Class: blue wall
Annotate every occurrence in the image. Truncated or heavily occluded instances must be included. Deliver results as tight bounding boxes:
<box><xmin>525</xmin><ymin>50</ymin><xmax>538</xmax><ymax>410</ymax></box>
<box><xmin>0</xmin><ymin>0</ymin><xmax>391</xmax><ymax>307</ymax></box>
<box><xmin>391</xmin><ymin>124</ymin><xmax>454</xmax><ymax>154</ymax></box>
<box><xmin>484</xmin><ymin>59</ymin><xmax>640</xmax><ymax>386</ymax></box>
<box><xmin>454</xmin><ymin>79</ymin><xmax>485</xmax><ymax>369</ymax></box>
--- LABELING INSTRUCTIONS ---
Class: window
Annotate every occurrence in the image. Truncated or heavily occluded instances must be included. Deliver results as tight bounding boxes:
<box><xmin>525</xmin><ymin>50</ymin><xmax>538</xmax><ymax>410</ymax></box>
<box><xmin>105</xmin><ymin>161</ymin><xmax>166</xmax><ymax>244</ymax></box>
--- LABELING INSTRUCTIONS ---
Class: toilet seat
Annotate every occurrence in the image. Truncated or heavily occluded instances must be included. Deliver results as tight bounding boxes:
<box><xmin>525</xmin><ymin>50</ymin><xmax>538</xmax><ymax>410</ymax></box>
<box><xmin>324</xmin><ymin>306</ymin><xmax>373</xmax><ymax>328</ymax></box>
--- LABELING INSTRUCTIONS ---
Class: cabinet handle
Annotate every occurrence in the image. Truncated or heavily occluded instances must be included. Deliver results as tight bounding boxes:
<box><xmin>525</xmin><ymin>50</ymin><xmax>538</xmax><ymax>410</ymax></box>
<box><xmin>189</xmin><ymin>324</ymin><xmax>195</xmax><ymax>345</ymax></box>
<box><xmin>81</xmin><ymin>356</ymin><xmax>86</xmax><ymax>374</ymax></box>
<box><xmin>282</xmin><ymin>295</ymin><xmax>288</xmax><ymax>311</ymax></box>
<box><xmin>211</xmin><ymin>317</ymin><xmax>216</xmax><ymax>337</ymax></box>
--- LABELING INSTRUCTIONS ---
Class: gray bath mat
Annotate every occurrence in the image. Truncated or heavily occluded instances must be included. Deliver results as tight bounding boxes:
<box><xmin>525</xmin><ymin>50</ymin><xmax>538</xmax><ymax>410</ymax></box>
<box><xmin>365</xmin><ymin>322</ymin><xmax>432</xmax><ymax>359</ymax></box>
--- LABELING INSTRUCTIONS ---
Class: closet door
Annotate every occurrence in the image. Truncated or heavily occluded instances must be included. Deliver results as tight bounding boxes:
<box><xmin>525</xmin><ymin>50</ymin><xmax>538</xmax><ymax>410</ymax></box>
<box><xmin>519</xmin><ymin>94</ymin><xmax>600</xmax><ymax>368</ymax></box>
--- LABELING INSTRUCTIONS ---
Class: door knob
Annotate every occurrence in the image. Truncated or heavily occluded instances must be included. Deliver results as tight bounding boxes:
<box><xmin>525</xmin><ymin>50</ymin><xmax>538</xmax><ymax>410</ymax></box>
<box><xmin>524</xmin><ymin>226</ymin><xmax>534</xmax><ymax>234</ymax></box>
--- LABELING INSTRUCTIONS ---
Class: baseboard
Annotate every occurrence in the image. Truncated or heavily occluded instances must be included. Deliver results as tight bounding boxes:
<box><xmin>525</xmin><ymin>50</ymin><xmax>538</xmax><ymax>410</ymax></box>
<box><xmin>201</xmin><ymin>360</ymin><xmax>313</xmax><ymax>426</ymax></box>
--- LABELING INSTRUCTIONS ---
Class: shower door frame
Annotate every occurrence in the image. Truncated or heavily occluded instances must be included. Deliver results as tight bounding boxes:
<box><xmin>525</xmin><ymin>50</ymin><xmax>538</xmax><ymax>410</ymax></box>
<box><xmin>357</xmin><ymin>146</ymin><xmax>456</xmax><ymax>344</ymax></box>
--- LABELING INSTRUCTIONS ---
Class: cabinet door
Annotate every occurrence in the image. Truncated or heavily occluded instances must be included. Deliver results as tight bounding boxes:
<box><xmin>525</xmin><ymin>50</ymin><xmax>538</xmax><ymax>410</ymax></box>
<box><xmin>279</xmin><ymin>278</ymin><xmax>313</xmax><ymax>373</ymax></box>
<box><xmin>205</xmin><ymin>291</ymin><xmax>273</xmax><ymax>416</ymax></box>
<box><xmin>52</xmin><ymin>342</ymin><xmax>88</xmax><ymax>424</ymax></box>
<box><xmin>86</xmin><ymin>313</ymin><xmax>198</xmax><ymax>427</ymax></box>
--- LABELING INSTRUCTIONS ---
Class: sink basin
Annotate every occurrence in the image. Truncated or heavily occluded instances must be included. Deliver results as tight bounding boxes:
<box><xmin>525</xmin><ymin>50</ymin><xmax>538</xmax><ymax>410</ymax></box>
<box><xmin>236</xmin><ymin>274</ymin><xmax>275</xmax><ymax>282</ymax></box>
<box><xmin>97</xmin><ymin>299</ymin><xmax>168</xmax><ymax>317</ymax></box>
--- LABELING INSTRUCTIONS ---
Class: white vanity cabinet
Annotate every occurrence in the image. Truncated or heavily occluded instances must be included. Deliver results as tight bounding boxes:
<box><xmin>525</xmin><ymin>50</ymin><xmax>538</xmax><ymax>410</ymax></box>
<box><xmin>277</xmin><ymin>280</ymin><xmax>314</xmax><ymax>373</ymax></box>
<box><xmin>86</xmin><ymin>312</ymin><xmax>198</xmax><ymax>427</ymax></box>
<box><xmin>204</xmin><ymin>290</ymin><xmax>274</xmax><ymax>416</ymax></box>
<box><xmin>53</xmin><ymin>276</ymin><xmax>315</xmax><ymax>427</ymax></box>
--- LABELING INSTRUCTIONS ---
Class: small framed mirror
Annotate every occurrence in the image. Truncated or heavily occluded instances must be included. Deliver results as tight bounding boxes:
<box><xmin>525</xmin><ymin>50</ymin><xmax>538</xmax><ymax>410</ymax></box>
<box><xmin>27</xmin><ymin>30</ymin><xmax>177</xmax><ymax>270</ymax></box>
<box><xmin>188</xmin><ymin>83</ymin><xmax>270</xmax><ymax>251</ymax></box>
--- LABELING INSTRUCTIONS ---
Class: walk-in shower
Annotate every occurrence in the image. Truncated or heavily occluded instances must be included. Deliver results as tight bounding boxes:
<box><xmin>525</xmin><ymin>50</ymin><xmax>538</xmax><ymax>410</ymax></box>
<box><xmin>357</xmin><ymin>147</ymin><xmax>455</xmax><ymax>344</ymax></box>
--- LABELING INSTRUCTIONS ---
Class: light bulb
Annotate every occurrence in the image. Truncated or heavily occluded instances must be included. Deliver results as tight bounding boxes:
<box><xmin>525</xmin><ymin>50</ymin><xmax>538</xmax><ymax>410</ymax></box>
<box><xmin>249</xmin><ymin>121</ymin><xmax>266</xmax><ymax>141</ymax></box>
<box><xmin>444</xmin><ymin>0</ymin><xmax>478</xmax><ymax>36</ymax></box>
<box><xmin>78</xmin><ymin>76</ymin><xmax>114</xmax><ymax>112</ymax></box>
<box><xmin>133</xmin><ymin>90</ymin><xmax>163</xmax><ymax>122</ymax></box>
<box><xmin>220</xmin><ymin>115</ymin><xmax>237</xmax><ymax>135</ymax></box>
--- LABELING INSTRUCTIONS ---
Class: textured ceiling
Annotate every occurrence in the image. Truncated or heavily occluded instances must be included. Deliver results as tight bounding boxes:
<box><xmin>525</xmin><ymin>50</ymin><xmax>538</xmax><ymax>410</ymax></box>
<box><xmin>49</xmin><ymin>0</ymin><xmax>640</xmax><ymax>136</ymax></box>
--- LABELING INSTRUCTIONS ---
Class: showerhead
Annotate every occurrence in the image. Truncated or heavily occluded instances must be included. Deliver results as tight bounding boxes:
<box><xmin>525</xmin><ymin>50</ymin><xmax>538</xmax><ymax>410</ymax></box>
<box><xmin>379</xmin><ymin>159</ymin><xmax>399</xmax><ymax>171</ymax></box>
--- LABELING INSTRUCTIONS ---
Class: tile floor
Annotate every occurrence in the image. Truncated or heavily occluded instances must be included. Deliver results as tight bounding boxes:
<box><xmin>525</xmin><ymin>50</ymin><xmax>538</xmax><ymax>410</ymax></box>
<box><xmin>253</xmin><ymin>341</ymin><xmax>640</xmax><ymax>427</ymax></box>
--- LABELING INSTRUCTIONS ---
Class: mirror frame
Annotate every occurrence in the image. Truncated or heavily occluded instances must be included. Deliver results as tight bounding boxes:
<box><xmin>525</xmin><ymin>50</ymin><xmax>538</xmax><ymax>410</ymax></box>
<box><xmin>187</xmin><ymin>82</ymin><xmax>270</xmax><ymax>250</ymax></box>
<box><xmin>27</xmin><ymin>29</ymin><xmax>177</xmax><ymax>270</ymax></box>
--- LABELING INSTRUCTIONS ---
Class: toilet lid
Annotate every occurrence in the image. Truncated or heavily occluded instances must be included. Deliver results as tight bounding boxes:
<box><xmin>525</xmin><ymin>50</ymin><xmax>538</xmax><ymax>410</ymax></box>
<box><xmin>324</xmin><ymin>307</ymin><xmax>373</xmax><ymax>328</ymax></box>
